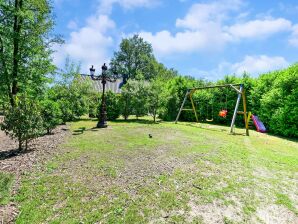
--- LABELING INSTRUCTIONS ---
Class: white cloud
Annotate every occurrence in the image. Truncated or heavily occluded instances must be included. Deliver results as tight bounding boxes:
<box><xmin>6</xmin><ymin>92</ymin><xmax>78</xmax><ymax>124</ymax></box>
<box><xmin>228</xmin><ymin>18</ymin><xmax>292</xmax><ymax>39</ymax></box>
<box><xmin>176</xmin><ymin>0</ymin><xmax>242</xmax><ymax>30</ymax></box>
<box><xmin>229</xmin><ymin>55</ymin><xmax>289</xmax><ymax>75</ymax></box>
<box><xmin>67</xmin><ymin>20</ymin><xmax>78</xmax><ymax>30</ymax></box>
<box><xmin>139</xmin><ymin>0</ymin><xmax>293</xmax><ymax>57</ymax></box>
<box><xmin>140</xmin><ymin>28</ymin><xmax>230</xmax><ymax>56</ymax></box>
<box><xmin>289</xmin><ymin>24</ymin><xmax>298</xmax><ymax>47</ymax></box>
<box><xmin>190</xmin><ymin>55</ymin><xmax>289</xmax><ymax>80</ymax></box>
<box><xmin>140</xmin><ymin>0</ymin><xmax>241</xmax><ymax>56</ymax></box>
<box><xmin>98</xmin><ymin>0</ymin><xmax>160</xmax><ymax>14</ymax></box>
<box><xmin>53</xmin><ymin>15</ymin><xmax>115</xmax><ymax>70</ymax></box>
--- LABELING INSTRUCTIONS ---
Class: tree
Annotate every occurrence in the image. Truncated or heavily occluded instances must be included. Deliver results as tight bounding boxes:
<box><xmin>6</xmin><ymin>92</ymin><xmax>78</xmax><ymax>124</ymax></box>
<box><xmin>48</xmin><ymin>59</ymin><xmax>92</xmax><ymax>123</ymax></box>
<box><xmin>0</xmin><ymin>0</ymin><xmax>60</xmax><ymax>107</ymax></box>
<box><xmin>98</xmin><ymin>91</ymin><xmax>121</xmax><ymax>121</ymax></box>
<box><xmin>110</xmin><ymin>34</ymin><xmax>155</xmax><ymax>80</ymax></box>
<box><xmin>40</xmin><ymin>99</ymin><xmax>62</xmax><ymax>134</ymax></box>
<box><xmin>159</xmin><ymin>76</ymin><xmax>198</xmax><ymax>121</ymax></box>
<box><xmin>120</xmin><ymin>80</ymin><xmax>149</xmax><ymax>119</ymax></box>
<box><xmin>147</xmin><ymin>79</ymin><xmax>163</xmax><ymax>122</ymax></box>
<box><xmin>1</xmin><ymin>96</ymin><xmax>43</xmax><ymax>150</ymax></box>
<box><xmin>119</xmin><ymin>87</ymin><xmax>134</xmax><ymax>120</ymax></box>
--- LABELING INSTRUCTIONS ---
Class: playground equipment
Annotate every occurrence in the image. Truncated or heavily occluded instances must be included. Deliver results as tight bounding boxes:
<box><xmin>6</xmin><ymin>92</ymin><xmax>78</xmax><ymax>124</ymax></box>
<box><xmin>175</xmin><ymin>84</ymin><xmax>250</xmax><ymax>136</ymax></box>
<box><xmin>251</xmin><ymin>115</ymin><xmax>267</xmax><ymax>133</ymax></box>
<box><xmin>206</xmin><ymin>101</ymin><xmax>214</xmax><ymax>122</ymax></box>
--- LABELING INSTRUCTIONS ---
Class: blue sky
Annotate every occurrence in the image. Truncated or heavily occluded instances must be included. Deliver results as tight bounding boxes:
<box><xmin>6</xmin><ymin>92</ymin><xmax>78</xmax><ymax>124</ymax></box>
<box><xmin>52</xmin><ymin>0</ymin><xmax>298</xmax><ymax>80</ymax></box>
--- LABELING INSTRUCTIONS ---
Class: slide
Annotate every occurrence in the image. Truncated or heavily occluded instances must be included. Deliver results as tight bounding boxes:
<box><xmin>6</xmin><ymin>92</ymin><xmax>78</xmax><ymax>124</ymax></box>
<box><xmin>251</xmin><ymin>115</ymin><xmax>267</xmax><ymax>133</ymax></box>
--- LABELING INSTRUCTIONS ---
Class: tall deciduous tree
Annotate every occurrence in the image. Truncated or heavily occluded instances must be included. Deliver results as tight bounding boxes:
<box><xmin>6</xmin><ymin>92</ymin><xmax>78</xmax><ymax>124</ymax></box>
<box><xmin>110</xmin><ymin>34</ymin><xmax>155</xmax><ymax>80</ymax></box>
<box><xmin>0</xmin><ymin>0</ymin><xmax>60</xmax><ymax>107</ymax></box>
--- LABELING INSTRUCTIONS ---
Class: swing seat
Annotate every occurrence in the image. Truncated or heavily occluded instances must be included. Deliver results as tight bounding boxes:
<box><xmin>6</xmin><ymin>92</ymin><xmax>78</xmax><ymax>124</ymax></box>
<box><xmin>219</xmin><ymin>110</ymin><xmax>228</xmax><ymax>118</ymax></box>
<box><xmin>206</xmin><ymin>118</ymin><xmax>214</xmax><ymax>122</ymax></box>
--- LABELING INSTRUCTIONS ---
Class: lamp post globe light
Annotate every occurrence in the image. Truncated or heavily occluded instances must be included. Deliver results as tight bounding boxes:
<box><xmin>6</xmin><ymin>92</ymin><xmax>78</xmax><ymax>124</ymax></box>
<box><xmin>89</xmin><ymin>63</ymin><xmax>118</xmax><ymax>128</ymax></box>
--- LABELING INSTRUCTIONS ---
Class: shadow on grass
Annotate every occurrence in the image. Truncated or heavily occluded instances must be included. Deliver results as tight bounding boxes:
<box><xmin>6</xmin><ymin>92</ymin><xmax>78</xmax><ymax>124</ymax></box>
<box><xmin>0</xmin><ymin>148</ymin><xmax>33</xmax><ymax>160</ymax></box>
<box><xmin>72</xmin><ymin>127</ymin><xmax>87</xmax><ymax>135</ymax></box>
<box><xmin>71</xmin><ymin>118</ymin><xmax>98</xmax><ymax>123</ymax></box>
<box><xmin>180</xmin><ymin>123</ymin><xmax>248</xmax><ymax>136</ymax></box>
<box><xmin>112</xmin><ymin>118</ymin><xmax>160</xmax><ymax>125</ymax></box>
<box><xmin>72</xmin><ymin>126</ymin><xmax>103</xmax><ymax>135</ymax></box>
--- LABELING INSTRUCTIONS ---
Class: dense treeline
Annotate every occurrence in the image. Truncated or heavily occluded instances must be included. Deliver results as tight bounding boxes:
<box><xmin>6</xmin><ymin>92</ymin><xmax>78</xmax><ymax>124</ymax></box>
<box><xmin>87</xmin><ymin>60</ymin><xmax>297</xmax><ymax>138</ymax></box>
<box><xmin>0</xmin><ymin>9</ymin><xmax>297</xmax><ymax>150</ymax></box>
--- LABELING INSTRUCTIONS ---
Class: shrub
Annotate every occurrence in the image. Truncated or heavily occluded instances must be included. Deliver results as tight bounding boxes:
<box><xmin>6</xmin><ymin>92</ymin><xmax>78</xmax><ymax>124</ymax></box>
<box><xmin>255</xmin><ymin>64</ymin><xmax>298</xmax><ymax>137</ymax></box>
<box><xmin>40</xmin><ymin>100</ymin><xmax>62</xmax><ymax>134</ymax></box>
<box><xmin>147</xmin><ymin>80</ymin><xmax>163</xmax><ymax>122</ymax></box>
<box><xmin>88</xmin><ymin>92</ymin><xmax>100</xmax><ymax>118</ymax></box>
<box><xmin>119</xmin><ymin>80</ymin><xmax>148</xmax><ymax>119</ymax></box>
<box><xmin>1</xmin><ymin>96</ymin><xmax>43</xmax><ymax>150</ymax></box>
<box><xmin>98</xmin><ymin>91</ymin><xmax>121</xmax><ymax>121</ymax></box>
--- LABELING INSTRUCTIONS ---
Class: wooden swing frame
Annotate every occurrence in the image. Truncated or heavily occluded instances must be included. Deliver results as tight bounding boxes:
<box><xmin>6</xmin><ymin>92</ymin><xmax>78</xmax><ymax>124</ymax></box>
<box><xmin>175</xmin><ymin>84</ymin><xmax>250</xmax><ymax>136</ymax></box>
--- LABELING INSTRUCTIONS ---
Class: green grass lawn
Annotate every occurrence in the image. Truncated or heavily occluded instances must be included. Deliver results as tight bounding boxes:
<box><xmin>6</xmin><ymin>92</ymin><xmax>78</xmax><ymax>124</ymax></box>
<box><xmin>15</xmin><ymin>118</ymin><xmax>298</xmax><ymax>223</ymax></box>
<box><xmin>0</xmin><ymin>172</ymin><xmax>14</xmax><ymax>205</ymax></box>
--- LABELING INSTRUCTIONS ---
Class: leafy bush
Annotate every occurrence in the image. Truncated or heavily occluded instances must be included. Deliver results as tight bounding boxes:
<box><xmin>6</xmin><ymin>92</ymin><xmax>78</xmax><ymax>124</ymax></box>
<box><xmin>1</xmin><ymin>96</ymin><xmax>43</xmax><ymax>150</ymax></box>
<box><xmin>147</xmin><ymin>79</ymin><xmax>163</xmax><ymax>122</ymax></box>
<box><xmin>120</xmin><ymin>80</ymin><xmax>149</xmax><ymax>119</ymax></box>
<box><xmin>119</xmin><ymin>85</ymin><xmax>134</xmax><ymax>120</ymax></box>
<box><xmin>253</xmin><ymin>64</ymin><xmax>298</xmax><ymax>137</ymax></box>
<box><xmin>98</xmin><ymin>91</ymin><xmax>121</xmax><ymax>121</ymax></box>
<box><xmin>40</xmin><ymin>100</ymin><xmax>62</xmax><ymax>134</ymax></box>
<box><xmin>88</xmin><ymin>92</ymin><xmax>100</xmax><ymax>118</ymax></box>
<box><xmin>159</xmin><ymin>76</ymin><xmax>199</xmax><ymax>121</ymax></box>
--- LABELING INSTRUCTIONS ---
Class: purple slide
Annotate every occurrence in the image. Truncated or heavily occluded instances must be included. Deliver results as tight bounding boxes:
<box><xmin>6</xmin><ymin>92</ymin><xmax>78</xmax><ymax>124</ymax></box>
<box><xmin>252</xmin><ymin>115</ymin><xmax>267</xmax><ymax>133</ymax></box>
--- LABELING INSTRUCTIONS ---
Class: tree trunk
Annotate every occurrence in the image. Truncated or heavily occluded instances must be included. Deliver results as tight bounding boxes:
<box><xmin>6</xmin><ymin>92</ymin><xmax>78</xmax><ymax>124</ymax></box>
<box><xmin>18</xmin><ymin>138</ymin><xmax>22</xmax><ymax>151</ymax></box>
<box><xmin>11</xmin><ymin>0</ymin><xmax>23</xmax><ymax>106</ymax></box>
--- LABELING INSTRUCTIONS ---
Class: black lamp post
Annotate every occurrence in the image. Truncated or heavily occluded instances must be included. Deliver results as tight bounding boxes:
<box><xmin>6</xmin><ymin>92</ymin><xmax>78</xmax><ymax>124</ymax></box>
<box><xmin>90</xmin><ymin>63</ymin><xmax>118</xmax><ymax>128</ymax></box>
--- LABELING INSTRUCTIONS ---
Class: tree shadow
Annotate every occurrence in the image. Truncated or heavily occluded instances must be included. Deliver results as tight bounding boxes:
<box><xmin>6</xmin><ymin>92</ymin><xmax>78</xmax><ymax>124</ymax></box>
<box><xmin>0</xmin><ymin>148</ymin><xmax>33</xmax><ymax>160</ymax></box>
<box><xmin>72</xmin><ymin>118</ymin><xmax>98</xmax><ymax>123</ymax></box>
<box><xmin>181</xmin><ymin>123</ymin><xmax>247</xmax><ymax>136</ymax></box>
<box><xmin>112</xmin><ymin>118</ymin><xmax>160</xmax><ymax>125</ymax></box>
<box><xmin>72</xmin><ymin>127</ymin><xmax>86</xmax><ymax>135</ymax></box>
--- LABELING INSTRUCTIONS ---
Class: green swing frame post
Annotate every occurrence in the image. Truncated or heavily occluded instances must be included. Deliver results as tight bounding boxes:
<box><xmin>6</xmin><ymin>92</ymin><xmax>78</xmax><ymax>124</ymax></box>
<box><xmin>175</xmin><ymin>84</ymin><xmax>249</xmax><ymax>136</ymax></box>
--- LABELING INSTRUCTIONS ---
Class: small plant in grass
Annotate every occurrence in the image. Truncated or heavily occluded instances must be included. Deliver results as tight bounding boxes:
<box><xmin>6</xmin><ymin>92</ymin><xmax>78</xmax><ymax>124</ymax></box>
<box><xmin>41</xmin><ymin>99</ymin><xmax>62</xmax><ymax>134</ymax></box>
<box><xmin>1</xmin><ymin>96</ymin><xmax>43</xmax><ymax>150</ymax></box>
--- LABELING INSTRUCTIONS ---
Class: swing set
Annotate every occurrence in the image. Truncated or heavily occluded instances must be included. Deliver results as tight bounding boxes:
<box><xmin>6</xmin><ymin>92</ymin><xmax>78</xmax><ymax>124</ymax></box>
<box><xmin>175</xmin><ymin>84</ymin><xmax>250</xmax><ymax>136</ymax></box>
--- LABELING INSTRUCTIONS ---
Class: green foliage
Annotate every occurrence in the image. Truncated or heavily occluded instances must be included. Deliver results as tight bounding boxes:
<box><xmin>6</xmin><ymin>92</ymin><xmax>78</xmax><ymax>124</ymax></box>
<box><xmin>159</xmin><ymin>76</ymin><xmax>200</xmax><ymax>121</ymax></box>
<box><xmin>121</xmin><ymin>80</ymin><xmax>149</xmax><ymax>119</ymax></box>
<box><xmin>98</xmin><ymin>91</ymin><xmax>121</xmax><ymax>121</ymax></box>
<box><xmin>147</xmin><ymin>79</ymin><xmax>164</xmax><ymax>122</ymax></box>
<box><xmin>0</xmin><ymin>0</ymin><xmax>60</xmax><ymax>106</ymax></box>
<box><xmin>49</xmin><ymin>60</ymin><xmax>92</xmax><ymax>123</ymax></box>
<box><xmin>88</xmin><ymin>92</ymin><xmax>100</xmax><ymax>118</ymax></box>
<box><xmin>110</xmin><ymin>34</ymin><xmax>155</xmax><ymax>80</ymax></box>
<box><xmin>1</xmin><ymin>96</ymin><xmax>43</xmax><ymax>150</ymax></box>
<box><xmin>119</xmin><ymin>87</ymin><xmax>134</xmax><ymax>120</ymax></box>
<box><xmin>40</xmin><ymin>99</ymin><xmax>62</xmax><ymax>134</ymax></box>
<box><xmin>252</xmin><ymin>64</ymin><xmax>298</xmax><ymax>137</ymax></box>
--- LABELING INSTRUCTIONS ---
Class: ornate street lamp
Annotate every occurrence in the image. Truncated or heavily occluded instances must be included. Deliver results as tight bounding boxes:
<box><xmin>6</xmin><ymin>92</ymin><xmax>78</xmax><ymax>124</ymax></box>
<box><xmin>89</xmin><ymin>63</ymin><xmax>119</xmax><ymax>128</ymax></box>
